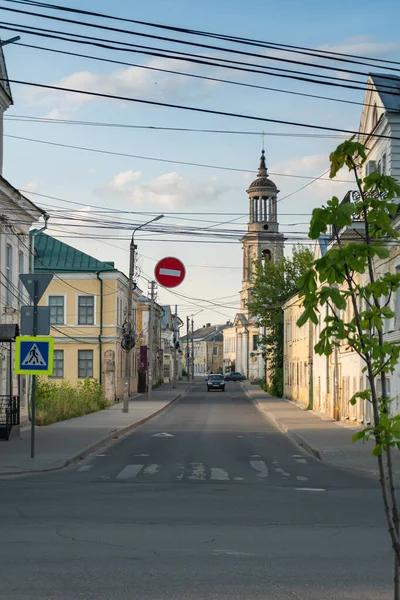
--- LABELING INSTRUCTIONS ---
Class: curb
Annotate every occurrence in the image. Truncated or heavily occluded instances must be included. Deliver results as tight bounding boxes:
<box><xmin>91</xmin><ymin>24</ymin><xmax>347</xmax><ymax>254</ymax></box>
<box><xmin>0</xmin><ymin>386</ymin><xmax>190</xmax><ymax>477</ymax></box>
<box><xmin>242</xmin><ymin>384</ymin><xmax>384</xmax><ymax>476</ymax></box>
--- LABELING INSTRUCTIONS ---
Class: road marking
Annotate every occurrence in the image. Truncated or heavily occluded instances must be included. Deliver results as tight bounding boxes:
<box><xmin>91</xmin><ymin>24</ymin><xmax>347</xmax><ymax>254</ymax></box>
<box><xmin>159</xmin><ymin>267</ymin><xmax>181</xmax><ymax>277</ymax></box>
<box><xmin>152</xmin><ymin>432</ymin><xmax>174</xmax><ymax>437</ymax></box>
<box><xmin>77</xmin><ymin>465</ymin><xmax>92</xmax><ymax>472</ymax></box>
<box><xmin>291</xmin><ymin>455</ymin><xmax>304</xmax><ymax>458</ymax></box>
<box><xmin>233</xmin><ymin>477</ymin><xmax>244</xmax><ymax>481</ymax></box>
<box><xmin>249</xmin><ymin>460</ymin><xmax>269</xmax><ymax>478</ymax></box>
<box><xmin>296</xmin><ymin>487</ymin><xmax>325</xmax><ymax>492</ymax></box>
<box><xmin>281</xmin><ymin>472</ymin><xmax>291</xmax><ymax>477</ymax></box>
<box><xmin>274</xmin><ymin>466</ymin><xmax>284</xmax><ymax>473</ymax></box>
<box><xmin>116</xmin><ymin>464</ymin><xmax>143</xmax><ymax>480</ymax></box>
<box><xmin>250</xmin><ymin>454</ymin><xmax>260</xmax><ymax>458</ymax></box>
<box><xmin>210</xmin><ymin>468</ymin><xmax>229</xmax><ymax>481</ymax></box>
<box><xmin>188</xmin><ymin>463</ymin><xmax>207</xmax><ymax>481</ymax></box>
<box><xmin>296</xmin><ymin>475</ymin><xmax>309</xmax><ymax>481</ymax></box>
<box><xmin>96</xmin><ymin>454</ymin><xmax>108</xmax><ymax>457</ymax></box>
<box><xmin>144</xmin><ymin>464</ymin><xmax>160</xmax><ymax>475</ymax></box>
<box><xmin>135</xmin><ymin>454</ymin><xmax>150</xmax><ymax>457</ymax></box>
<box><xmin>295</xmin><ymin>458</ymin><xmax>307</xmax><ymax>464</ymax></box>
<box><xmin>212</xmin><ymin>550</ymin><xmax>257</xmax><ymax>557</ymax></box>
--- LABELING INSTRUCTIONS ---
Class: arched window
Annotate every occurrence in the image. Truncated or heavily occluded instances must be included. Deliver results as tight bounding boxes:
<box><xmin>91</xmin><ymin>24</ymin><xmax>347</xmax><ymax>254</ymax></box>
<box><xmin>262</xmin><ymin>248</ymin><xmax>272</xmax><ymax>261</ymax></box>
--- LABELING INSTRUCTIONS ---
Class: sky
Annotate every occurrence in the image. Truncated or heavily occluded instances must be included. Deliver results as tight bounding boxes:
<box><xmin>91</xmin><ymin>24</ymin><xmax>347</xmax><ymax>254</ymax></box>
<box><xmin>1</xmin><ymin>0</ymin><xmax>400</xmax><ymax>329</ymax></box>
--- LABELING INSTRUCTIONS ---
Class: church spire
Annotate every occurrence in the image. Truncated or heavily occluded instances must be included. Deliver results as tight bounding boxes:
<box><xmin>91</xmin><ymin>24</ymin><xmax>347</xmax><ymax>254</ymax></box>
<box><xmin>258</xmin><ymin>149</ymin><xmax>267</xmax><ymax>177</ymax></box>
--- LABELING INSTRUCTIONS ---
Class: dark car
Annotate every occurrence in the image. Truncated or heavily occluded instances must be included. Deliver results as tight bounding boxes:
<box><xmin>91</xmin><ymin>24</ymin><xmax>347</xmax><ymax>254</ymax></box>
<box><xmin>224</xmin><ymin>372</ymin><xmax>246</xmax><ymax>382</ymax></box>
<box><xmin>207</xmin><ymin>374</ymin><xmax>225</xmax><ymax>392</ymax></box>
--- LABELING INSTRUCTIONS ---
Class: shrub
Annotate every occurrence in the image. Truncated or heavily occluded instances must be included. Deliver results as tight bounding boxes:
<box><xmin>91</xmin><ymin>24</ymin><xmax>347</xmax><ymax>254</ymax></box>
<box><xmin>36</xmin><ymin>377</ymin><xmax>108</xmax><ymax>426</ymax></box>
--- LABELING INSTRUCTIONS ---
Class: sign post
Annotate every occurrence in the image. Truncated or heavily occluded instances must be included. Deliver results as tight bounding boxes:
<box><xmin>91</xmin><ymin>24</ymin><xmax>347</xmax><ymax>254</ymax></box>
<box><xmin>18</xmin><ymin>273</ymin><xmax>53</xmax><ymax>458</ymax></box>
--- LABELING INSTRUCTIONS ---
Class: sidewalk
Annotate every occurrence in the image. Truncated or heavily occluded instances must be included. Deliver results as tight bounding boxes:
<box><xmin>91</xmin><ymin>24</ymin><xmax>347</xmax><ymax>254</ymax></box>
<box><xmin>0</xmin><ymin>381</ymin><xmax>189</xmax><ymax>476</ymax></box>
<box><xmin>243</xmin><ymin>382</ymin><xmax>400</xmax><ymax>476</ymax></box>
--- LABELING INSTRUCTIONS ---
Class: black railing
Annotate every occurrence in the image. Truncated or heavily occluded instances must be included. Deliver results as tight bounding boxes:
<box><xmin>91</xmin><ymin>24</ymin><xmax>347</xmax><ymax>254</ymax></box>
<box><xmin>0</xmin><ymin>395</ymin><xmax>20</xmax><ymax>440</ymax></box>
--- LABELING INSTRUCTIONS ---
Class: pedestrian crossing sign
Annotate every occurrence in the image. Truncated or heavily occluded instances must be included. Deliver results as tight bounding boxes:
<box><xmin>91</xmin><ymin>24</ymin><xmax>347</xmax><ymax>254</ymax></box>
<box><xmin>15</xmin><ymin>336</ymin><xmax>54</xmax><ymax>375</ymax></box>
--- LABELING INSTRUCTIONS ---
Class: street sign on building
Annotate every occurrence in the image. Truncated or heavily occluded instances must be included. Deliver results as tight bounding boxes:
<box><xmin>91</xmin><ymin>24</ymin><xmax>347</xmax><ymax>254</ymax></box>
<box><xmin>21</xmin><ymin>306</ymin><xmax>50</xmax><ymax>336</ymax></box>
<box><xmin>15</xmin><ymin>336</ymin><xmax>54</xmax><ymax>375</ymax></box>
<box><xmin>155</xmin><ymin>257</ymin><xmax>185</xmax><ymax>288</ymax></box>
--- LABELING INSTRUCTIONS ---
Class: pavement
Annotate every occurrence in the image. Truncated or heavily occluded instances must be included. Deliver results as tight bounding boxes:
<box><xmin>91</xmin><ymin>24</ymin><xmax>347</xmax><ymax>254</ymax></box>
<box><xmin>243</xmin><ymin>381</ymin><xmax>400</xmax><ymax>475</ymax></box>
<box><xmin>0</xmin><ymin>380</ymin><xmax>189</xmax><ymax>476</ymax></box>
<box><xmin>0</xmin><ymin>380</ymin><xmax>392</xmax><ymax>599</ymax></box>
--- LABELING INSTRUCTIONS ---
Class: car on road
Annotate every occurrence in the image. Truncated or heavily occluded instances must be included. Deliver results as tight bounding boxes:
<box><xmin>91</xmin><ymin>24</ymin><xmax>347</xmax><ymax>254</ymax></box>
<box><xmin>224</xmin><ymin>372</ymin><xmax>246</xmax><ymax>382</ymax></box>
<box><xmin>207</xmin><ymin>373</ymin><xmax>225</xmax><ymax>392</ymax></box>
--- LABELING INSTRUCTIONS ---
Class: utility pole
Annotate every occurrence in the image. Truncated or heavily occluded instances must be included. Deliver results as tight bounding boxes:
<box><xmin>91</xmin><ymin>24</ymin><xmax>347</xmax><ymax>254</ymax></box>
<box><xmin>147</xmin><ymin>281</ymin><xmax>156</xmax><ymax>401</ymax></box>
<box><xmin>172</xmin><ymin>304</ymin><xmax>178</xmax><ymax>389</ymax></box>
<box><xmin>191</xmin><ymin>317</ymin><xmax>195</xmax><ymax>381</ymax></box>
<box><xmin>123</xmin><ymin>237</ymin><xmax>136</xmax><ymax>413</ymax></box>
<box><xmin>122</xmin><ymin>214</ymin><xmax>163</xmax><ymax>412</ymax></box>
<box><xmin>186</xmin><ymin>316</ymin><xmax>190</xmax><ymax>383</ymax></box>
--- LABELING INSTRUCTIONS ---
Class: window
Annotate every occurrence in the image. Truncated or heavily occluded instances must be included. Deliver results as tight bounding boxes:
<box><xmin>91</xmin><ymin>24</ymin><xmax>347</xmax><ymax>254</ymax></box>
<box><xmin>78</xmin><ymin>350</ymin><xmax>93</xmax><ymax>378</ymax></box>
<box><xmin>213</xmin><ymin>346</ymin><xmax>218</xmax><ymax>356</ymax></box>
<box><xmin>252</xmin><ymin>334</ymin><xmax>259</xmax><ymax>351</ymax></box>
<box><xmin>49</xmin><ymin>296</ymin><xmax>65</xmax><ymax>325</ymax></box>
<box><xmin>18</xmin><ymin>251</ymin><xmax>24</xmax><ymax>300</ymax></box>
<box><xmin>52</xmin><ymin>350</ymin><xmax>64</xmax><ymax>378</ymax></box>
<box><xmin>262</xmin><ymin>248</ymin><xmax>271</xmax><ymax>261</ymax></box>
<box><xmin>5</xmin><ymin>244</ymin><xmax>12</xmax><ymax>306</ymax></box>
<box><xmin>78</xmin><ymin>295</ymin><xmax>94</xmax><ymax>325</ymax></box>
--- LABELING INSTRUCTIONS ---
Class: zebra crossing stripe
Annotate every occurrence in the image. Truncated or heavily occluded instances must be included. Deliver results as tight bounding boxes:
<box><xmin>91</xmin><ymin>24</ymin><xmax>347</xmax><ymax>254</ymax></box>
<box><xmin>116</xmin><ymin>464</ymin><xmax>143</xmax><ymax>480</ymax></box>
<box><xmin>249</xmin><ymin>460</ymin><xmax>269</xmax><ymax>478</ymax></box>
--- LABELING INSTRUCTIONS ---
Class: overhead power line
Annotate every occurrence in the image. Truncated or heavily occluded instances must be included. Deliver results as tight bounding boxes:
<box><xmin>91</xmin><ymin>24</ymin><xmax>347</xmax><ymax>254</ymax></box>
<box><xmin>1</xmin><ymin>77</ymin><xmax>397</xmax><ymax>141</ymax></box>
<box><xmin>3</xmin><ymin>4</ymin><xmax>400</xmax><ymax>82</ymax></box>
<box><xmin>9</xmin><ymin>42</ymin><xmax>378</xmax><ymax>111</ymax></box>
<box><xmin>3</xmin><ymin>22</ymin><xmax>400</xmax><ymax>95</ymax></box>
<box><xmin>5</xmin><ymin>0</ymin><xmax>400</xmax><ymax>69</ymax></box>
<box><xmin>6</xmin><ymin>133</ymin><xmax>354</xmax><ymax>181</ymax></box>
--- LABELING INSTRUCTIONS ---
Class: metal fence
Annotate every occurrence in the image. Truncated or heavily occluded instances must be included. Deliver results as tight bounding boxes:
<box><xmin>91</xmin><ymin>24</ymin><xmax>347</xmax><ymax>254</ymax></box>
<box><xmin>0</xmin><ymin>395</ymin><xmax>20</xmax><ymax>440</ymax></box>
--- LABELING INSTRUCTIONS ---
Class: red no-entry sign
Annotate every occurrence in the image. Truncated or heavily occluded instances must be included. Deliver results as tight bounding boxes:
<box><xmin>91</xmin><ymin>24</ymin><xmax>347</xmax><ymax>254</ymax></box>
<box><xmin>155</xmin><ymin>257</ymin><xmax>186</xmax><ymax>288</ymax></box>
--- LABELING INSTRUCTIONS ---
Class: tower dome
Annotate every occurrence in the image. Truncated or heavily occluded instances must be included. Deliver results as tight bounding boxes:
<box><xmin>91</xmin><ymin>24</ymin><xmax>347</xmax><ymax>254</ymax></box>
<box><xmin>247</xmin><ymin>150</ymin><xmax>277</xmax><ymax>193</ymax></box>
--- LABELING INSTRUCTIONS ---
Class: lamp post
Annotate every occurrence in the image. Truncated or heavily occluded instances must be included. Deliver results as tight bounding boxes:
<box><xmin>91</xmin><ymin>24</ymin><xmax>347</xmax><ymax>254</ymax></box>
<box><xmin>122</xmin><ymin>214</ymin><xmax>163</xmax><ymax>412</ymax></box>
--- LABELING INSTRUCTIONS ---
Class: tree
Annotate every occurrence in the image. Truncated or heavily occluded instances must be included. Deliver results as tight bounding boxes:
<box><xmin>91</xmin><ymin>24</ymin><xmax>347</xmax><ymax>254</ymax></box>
<box><xmin>297</xmin><ymin>138</ymin><xmax>400</xmax><ymax>599</ymax></box>
<box><xmin>248</xmin><ymin>245</ymin><xmax>313</xmax><ymax>396</ymax></box>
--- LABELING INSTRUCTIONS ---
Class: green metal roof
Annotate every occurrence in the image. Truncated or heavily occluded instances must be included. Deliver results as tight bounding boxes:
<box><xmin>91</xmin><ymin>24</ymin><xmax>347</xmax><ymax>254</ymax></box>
<box><xmin>34</xmin><ymin>232</ymin><xmax>117</xmax><ymax>273</ymax></box>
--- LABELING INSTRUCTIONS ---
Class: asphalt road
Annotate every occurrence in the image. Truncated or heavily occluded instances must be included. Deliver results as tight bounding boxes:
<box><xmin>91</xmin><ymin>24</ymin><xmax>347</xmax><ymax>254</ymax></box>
<box><xmin>0</xmin><ymin>381</ymin><xmax>393</xmax><ymax>599</ymax></box>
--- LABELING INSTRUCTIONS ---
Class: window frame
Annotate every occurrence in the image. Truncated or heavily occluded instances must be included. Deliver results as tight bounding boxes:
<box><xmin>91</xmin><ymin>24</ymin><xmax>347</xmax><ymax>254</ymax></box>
<box><xmin>78</xmin><ymin>349</ymin><xmax>94</xmax><ymax>378</ymax></box>
<box><xmin>51</xmin><ymin>349</ymin><xmax>64</xmax><ymax>378</ymax></box>
<box><xmin>48</xmin><ymin>294</ymin><xmax>66</xmax><ymax>325</ymax></box>
<box><xmin>77</xmin><ymin>294</ymin><xmax>96</xmax><ymax>326</ymax></box>
<box><xmin>18</xmin><ymin>251</ymin><xmax>24</xmax><ymax>301</ymax></box>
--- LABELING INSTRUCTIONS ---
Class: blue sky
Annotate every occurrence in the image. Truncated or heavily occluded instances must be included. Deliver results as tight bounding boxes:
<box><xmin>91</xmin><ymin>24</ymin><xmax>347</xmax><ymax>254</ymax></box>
<box><xmin>2</xmin><ymin>0</ymin><xmax>400</xmax><ymax>326</ymax></box>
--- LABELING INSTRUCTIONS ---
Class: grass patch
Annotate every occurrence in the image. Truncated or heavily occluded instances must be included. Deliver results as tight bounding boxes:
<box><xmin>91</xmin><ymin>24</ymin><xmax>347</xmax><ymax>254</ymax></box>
<box><xmin>36</xmin><ymin>377</ymin><xmax>108</xmax><ymax>426</ymax></box>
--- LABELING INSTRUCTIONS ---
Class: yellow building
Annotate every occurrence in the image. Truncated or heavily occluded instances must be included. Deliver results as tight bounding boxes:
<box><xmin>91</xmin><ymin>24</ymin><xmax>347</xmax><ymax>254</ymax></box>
<box><xmin>282</xmin><ymin>292</ymin><xmax>313</xmax><ymax>409</ymax></box>
<box><xmin>34</xmin><ymin>232</ymin><xmax>141</xmax><ymax>401</ymax></box>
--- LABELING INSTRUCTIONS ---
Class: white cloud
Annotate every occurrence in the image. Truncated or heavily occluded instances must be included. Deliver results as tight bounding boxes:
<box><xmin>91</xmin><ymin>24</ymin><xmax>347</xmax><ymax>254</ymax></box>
<box><xmin>25</xmin><ymin>57</ymin><xmax>214</xmax><ymax>112</ymax></box>
<box><xmin>94</xmin><ymin>171</ymin><xmax>230</xmax><ymax>209</ymax></box>
<box><xmin>43</xmin><ymin>109</ymin><xmax>70</xmax><ymax>120</ymax></box>
<box><xmin>318</xmin><ymin>36</ymin><xmax>400</xmax><ymax>57</ymax></box>
<box><xmin>112</xmin><ymin>170</ymin><xmax>141</xmax><ymax>187</ymax></box>
<box><xmin>22</xmin><ymin>180</ymin><xmax>40</xmax><ymax>194</ymax></box>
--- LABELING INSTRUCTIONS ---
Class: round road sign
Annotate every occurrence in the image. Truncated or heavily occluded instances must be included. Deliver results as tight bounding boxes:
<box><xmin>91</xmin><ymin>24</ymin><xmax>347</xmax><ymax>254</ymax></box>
<box><xmin>155</xmin><ymin>257</ymin><xmax>186</xmax><ymax>288</ymax></box>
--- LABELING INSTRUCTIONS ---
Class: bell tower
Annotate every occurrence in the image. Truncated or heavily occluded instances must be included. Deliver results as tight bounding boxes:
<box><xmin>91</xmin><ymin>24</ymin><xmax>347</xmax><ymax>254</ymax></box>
<box><xmin>240</xmin><ymin>150</ymin><xmax>285</xmax><ymax>314</ymax></box>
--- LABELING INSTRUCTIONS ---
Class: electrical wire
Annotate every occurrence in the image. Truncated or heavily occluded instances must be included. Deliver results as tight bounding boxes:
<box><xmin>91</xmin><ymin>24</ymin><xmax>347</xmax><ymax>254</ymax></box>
<box><xmin>1</xmin><ymin>76</ymin><xmax>397</xmax><ymax>140</ymax></box>
<box><xmin>5</xmin><ymin>0</ymin><xmax>400</xmax><ymax>69</ymax></box>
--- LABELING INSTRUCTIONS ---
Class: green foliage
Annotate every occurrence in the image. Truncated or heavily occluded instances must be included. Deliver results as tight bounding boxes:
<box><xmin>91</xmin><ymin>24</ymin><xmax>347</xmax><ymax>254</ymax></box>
<box><xmin>248</xmin><ymin>245</ymin><xmax>313</xmax><ymax>397</ymax></box>
<box><xmin>36</xmin><ymin>377</ymin><xmax>108</xmax><ymax>425</ymax></box>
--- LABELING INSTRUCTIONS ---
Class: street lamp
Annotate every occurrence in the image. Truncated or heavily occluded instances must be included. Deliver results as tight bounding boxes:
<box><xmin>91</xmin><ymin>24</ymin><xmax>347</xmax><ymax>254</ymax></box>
<box><xmin>122</xmin><ymin>214</ymin><xmax>164</xmax><ymax>412</ymax></box>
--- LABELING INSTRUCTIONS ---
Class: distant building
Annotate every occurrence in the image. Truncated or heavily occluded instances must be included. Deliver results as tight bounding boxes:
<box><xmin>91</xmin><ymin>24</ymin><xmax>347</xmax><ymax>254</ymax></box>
<box><xmin>137</xmin><ymin>295</ymin><xmax>163</xmax><ymax>388</ymax></box>
<box><xmin>182</xmin><ymin>323</ymin><xmax>228</xmax><ymax>376</ymax></box>
<box><xmin>160</xmin><ymin>305</ymin><xmax>184</xmax><ymax>382</ymax></box>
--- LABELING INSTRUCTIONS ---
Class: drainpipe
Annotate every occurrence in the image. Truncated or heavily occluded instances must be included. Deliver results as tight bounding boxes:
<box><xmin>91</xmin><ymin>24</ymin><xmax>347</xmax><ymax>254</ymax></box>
<box><xmin>96</xmin><ymin>272</ymin><xmax>103</xmax><ymax>385</ymax></box>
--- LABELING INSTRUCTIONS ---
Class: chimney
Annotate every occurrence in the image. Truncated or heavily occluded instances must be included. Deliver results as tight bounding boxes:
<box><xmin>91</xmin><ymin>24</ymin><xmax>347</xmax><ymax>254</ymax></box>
<box><xmin>206</xmin><ymin>323</ymin><xmax>211</xmax><ymax>327</ymax></box>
